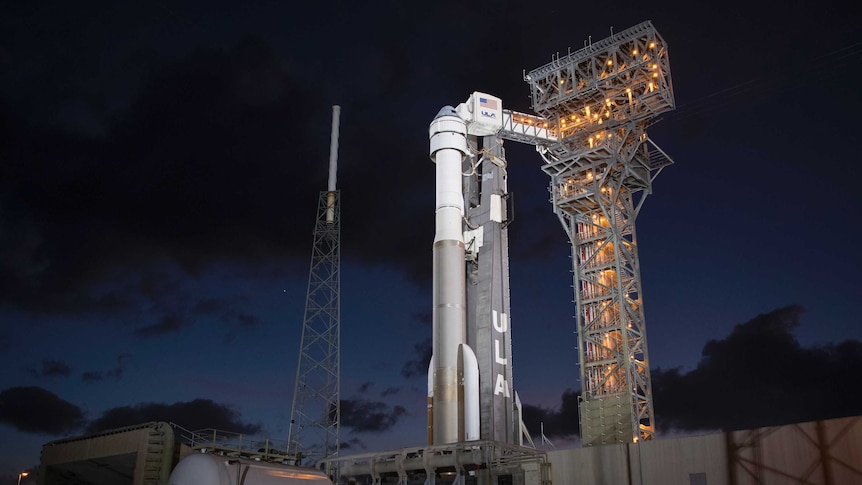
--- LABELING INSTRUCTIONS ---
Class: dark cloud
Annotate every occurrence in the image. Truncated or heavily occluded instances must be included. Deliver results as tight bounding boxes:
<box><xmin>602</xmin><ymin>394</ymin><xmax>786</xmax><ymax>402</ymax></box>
<box><xmin>653</xmin><ymin>305</ymin><xmax>862</xmax><ymax>432</ymax></box>
<box><xmin>81</xmin><ymin>371</ymin><xmax>103</xmax><ymax>383</ymax></box>
<box><xmin>194</xmin><ymin>296</ymin><xmax>260</xmax><ymax>327</ymax></box>
<box><xmin>0</xmin><ymin>16</ymin><xmax>553</xmax><ymax>322</ymax></box>
<box><xmin>134</xmin><ymin>314</ymin><xmax>187</xmax><ymax>337</ymax></box>
<box><xmin>29</xmin><ymin>359</ymin><xmax>72</xmax><ymax>377</ymax></box>
<box><xmin>401</xmin><ymin>338</ymin><xmax>431</xmax><ymax>379</ymax></box>
<box><xmin>193</xmin><ymin>297</ymin><xmax>226</xmax><ymax>315</ymax></box>
<box><xmin>380</xmin><ymin>387</ymin><xmax>400</xmax><ymax>397</ymax></box>
<box><xmin>133</xmin><ymin>295</ymin><xmax>262</xmax><ymax>342</ymax></box>
<box><xmin>523</xmin><ymin>305</ymin><xmax>862</xmax><ymax>437</ymax></box>
<box><xmin>87</xmin><ymin>398</ymin><xmax>261</xmax><ymax>434</ymax></box>
<box><xmin>340</xmin><ymin>398</ymin><xmax>407</xmax><ymax>433</ymax></box>
<box><xmin>222</xmin><ymin>312</ymin><xmax>263</xmax><ymax>344</ymax></box>
<box><xmin>339</xmin><ymin>437</ymin><xmax>365</xmax><ymax>451</ymax></box>
<box><xmin>0</xmin><ymin>386</ymin><xmax>85</xmax><ymax>434</ymax></box>
<box><xmin>1</xmin><ymin>5</ymin><xmax>512</xmax><ymax>319</ymax></box>
<box><xmin>0</xmin><ymin>37</ymin><xmax>326</xmax><ymax>318</ymax></box>
<box><xmin>358</xmin><ymin>382</ymin><xmax>373</xmax><ymax>394</ymax></box>
<box><xmin>80</xmin><ymin>353</ymin><xmax>132</xmax><ymax>382</ymax></box>
<box><xmin>106</xmin><ymin>352</ymin><xmax>132</xmax><ymax>379</ymax></box>
<box><xmin>521</xmin><ymin>389</ymin><xmax>581</xmax><ymax>439</ymax></box>
<box><xmin>235</xmin><ymin>313</ymin><xmax>260</xmax><ymax>328</ymax></box>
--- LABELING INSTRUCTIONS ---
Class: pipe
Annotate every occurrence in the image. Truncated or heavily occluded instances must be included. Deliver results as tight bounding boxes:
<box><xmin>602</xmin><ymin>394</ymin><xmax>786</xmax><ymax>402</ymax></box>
<box><xmin>326</xmin><ymin>105</ymin><xmax>341</xmax><ymax>224</ymax></box>
<box><xmin>328</xmin><ymin>105</ymin><xmax>340</xmax><ymax>192</ymax></box>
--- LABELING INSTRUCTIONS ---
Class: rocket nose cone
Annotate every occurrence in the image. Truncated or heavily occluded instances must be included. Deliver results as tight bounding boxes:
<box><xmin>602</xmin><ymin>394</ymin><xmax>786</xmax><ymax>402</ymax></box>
<box><xmin>435</xmin><ymin>106</ymin><xmax>458</xmax><ymax>119</ymax></box>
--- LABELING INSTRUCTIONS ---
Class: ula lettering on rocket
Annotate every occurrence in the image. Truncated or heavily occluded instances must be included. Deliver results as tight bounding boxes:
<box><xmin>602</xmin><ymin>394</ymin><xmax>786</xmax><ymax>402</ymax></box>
<box><xmin>492</xmin><ymin>310</ymin><xmax>511</xmax><ymax>397</ymax></box>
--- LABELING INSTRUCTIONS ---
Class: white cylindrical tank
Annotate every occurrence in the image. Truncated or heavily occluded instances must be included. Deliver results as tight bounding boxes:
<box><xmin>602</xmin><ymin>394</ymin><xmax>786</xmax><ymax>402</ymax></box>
<box><xmin>169</xmin><ymin>453</ymin><xmax>332</xmax><ymax>485</ymax></box>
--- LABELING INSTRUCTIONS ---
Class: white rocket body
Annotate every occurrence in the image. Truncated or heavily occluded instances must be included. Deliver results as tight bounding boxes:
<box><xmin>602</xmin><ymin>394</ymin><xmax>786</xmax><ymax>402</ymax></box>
<box><xmin>428</xmin><ymin>107</ymin><xmax>480</xmax><ymax>444</ymax></box>
<box><xmin>427</xmin><ymin>92</ymin><xmax>503</xmax><ymax>445</ymax></box>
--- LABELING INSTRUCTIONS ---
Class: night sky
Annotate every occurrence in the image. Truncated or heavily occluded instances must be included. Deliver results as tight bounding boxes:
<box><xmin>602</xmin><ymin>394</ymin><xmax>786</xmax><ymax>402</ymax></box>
<box><xmin>2</xmin><ymin>0</ymin><xmax>861</xmax><ymax>481</ymax></box>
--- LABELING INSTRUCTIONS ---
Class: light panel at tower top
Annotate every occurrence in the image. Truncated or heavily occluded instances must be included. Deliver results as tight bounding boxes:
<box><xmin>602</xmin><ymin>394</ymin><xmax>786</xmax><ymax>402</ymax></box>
<box><xmin>524</xmin><ymin>20</ymin><xmax>674</xmax><ymax>140</ymax></box>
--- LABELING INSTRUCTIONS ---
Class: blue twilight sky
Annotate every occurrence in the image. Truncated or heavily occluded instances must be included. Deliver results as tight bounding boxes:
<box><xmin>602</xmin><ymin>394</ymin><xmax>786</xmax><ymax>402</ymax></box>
<box><xmin>2</xmin><ymin>0</ymin><xmax>862</xmax><ymax>481</ymax></box>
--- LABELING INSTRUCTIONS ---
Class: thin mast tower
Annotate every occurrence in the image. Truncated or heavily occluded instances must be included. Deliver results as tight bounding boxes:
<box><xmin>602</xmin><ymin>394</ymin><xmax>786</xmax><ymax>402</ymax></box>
<box><xmin>523</xmin><ymin>21</ymin><xmax>675</xmax><ymax>445</ymax></box>
<box><xmin>288</xmin><ymin>105</ymin><xmax>342</xmax><ymax>464</ymax></box>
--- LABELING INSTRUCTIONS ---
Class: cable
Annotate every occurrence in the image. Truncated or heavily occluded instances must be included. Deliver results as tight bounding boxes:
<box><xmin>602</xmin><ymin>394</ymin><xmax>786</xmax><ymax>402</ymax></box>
<box><xmin>664</xmin><ymin>41</ymin><xmax>862</xmax><ymax>124</ymax></box>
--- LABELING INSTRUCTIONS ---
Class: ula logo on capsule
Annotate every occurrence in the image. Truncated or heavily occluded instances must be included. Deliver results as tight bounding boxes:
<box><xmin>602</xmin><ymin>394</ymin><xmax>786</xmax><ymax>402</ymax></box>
<box><xmin>481</xmin><ymin>110</ymin><xmax>497</xmax><ymax>119</ymax></box>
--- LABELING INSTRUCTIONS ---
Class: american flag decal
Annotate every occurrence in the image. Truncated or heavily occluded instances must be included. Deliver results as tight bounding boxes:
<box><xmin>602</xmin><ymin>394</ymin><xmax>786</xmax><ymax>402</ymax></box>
<box><xmin>479</xmin><ymin>97</ymin><xmax>498</xmax><ymax>109</ymax></box>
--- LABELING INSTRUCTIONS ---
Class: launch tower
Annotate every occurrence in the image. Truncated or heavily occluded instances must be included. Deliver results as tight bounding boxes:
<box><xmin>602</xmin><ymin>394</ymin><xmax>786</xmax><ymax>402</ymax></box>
<box><xmin>288</xmin><ymin>106</ymin><xmax>342</xmax><ymax>464</ymax></box>
<box><xmin>523</xmin><ymin>21</ymin><xmax>674</xmax><ymax>445</ymax></box>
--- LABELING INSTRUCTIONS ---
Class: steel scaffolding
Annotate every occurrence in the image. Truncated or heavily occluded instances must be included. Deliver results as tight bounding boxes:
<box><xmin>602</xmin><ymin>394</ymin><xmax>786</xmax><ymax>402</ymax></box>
<box><xmin>287</xmin><ymin>189</ymin><xmax>341</xmax><ymax>464</ymax></box>
<box><xmin>524</xmin><ymin>20</ymin><xmax>675</xmax><ymax>445</ymax></box>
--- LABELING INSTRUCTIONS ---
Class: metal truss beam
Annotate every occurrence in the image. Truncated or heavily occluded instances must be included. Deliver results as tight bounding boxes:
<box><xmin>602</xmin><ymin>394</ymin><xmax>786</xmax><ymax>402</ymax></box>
<box><xmin>288</xmin><ymin>190</ymin><xmax>341</xmax><ymax>465</ymax></box>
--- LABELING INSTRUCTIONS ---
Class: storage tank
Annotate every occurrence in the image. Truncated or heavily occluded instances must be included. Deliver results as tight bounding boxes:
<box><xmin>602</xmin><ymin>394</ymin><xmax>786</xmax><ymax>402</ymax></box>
<box><xmin>169</xmin><ymin>453</ymin><xmax>332</xmax><ymax>485</ymax></box>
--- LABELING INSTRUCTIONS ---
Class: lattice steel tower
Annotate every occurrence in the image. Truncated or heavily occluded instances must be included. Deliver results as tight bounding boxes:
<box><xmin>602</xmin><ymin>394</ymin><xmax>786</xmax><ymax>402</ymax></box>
<box><xmin>523</xmin><ymin>21</ymin><xmax>674</xmax><ymax>445</ymax></box>
<box><xmin>288</xmin><ymin>106</ymin><xmax>342</xmax><ymax>464</ymax></box>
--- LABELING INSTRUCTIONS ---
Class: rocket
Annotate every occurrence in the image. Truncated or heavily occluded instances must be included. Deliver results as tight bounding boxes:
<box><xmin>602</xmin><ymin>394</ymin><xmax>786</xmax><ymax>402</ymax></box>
<box><xmin>427</xmin><ymin>93</ymin><xmax>506</xmax><ymax>445</ymax></box>
<box><xmin>427</xmin><ymin>106</ymin><xmax>480</xmax><ymax>445</ymax></box>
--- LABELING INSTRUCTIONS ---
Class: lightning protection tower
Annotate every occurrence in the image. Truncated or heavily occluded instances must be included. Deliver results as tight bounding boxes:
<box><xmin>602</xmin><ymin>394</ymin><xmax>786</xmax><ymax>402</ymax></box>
<box><xmin>523</xmin><ymin>21</ymin><xmax>675</xmax><ymax>445</ymax></box>
<box><xmin>288</xmin><ymin>106</ymin><xmax>342</xmax><ymax>466</ymax></box>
